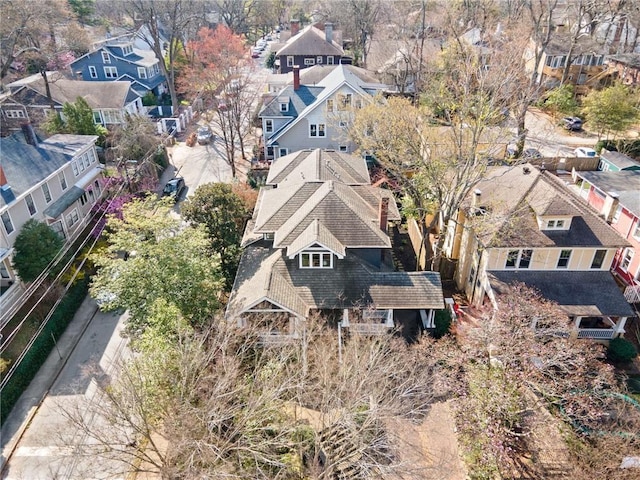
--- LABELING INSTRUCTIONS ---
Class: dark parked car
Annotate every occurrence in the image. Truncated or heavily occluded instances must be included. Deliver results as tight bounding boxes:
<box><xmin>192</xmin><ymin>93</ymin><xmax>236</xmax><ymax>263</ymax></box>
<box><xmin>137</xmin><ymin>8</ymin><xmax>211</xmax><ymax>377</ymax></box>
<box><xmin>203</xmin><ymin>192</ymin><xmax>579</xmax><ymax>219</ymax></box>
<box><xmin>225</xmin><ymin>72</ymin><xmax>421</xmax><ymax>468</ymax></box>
<box><xmin>563</xmin><ymin>116</ymin><xmax>583</xmax><ymax>131</ymax></box>
<box><xmin>197</xmin><ymin>126</ymin><xmax>213</xmax><ymax>145</ymax></box>
<box><xmin>162</xmin><ymin>177</ymin><xmax>185</xmax><ymax>201</ymax></box>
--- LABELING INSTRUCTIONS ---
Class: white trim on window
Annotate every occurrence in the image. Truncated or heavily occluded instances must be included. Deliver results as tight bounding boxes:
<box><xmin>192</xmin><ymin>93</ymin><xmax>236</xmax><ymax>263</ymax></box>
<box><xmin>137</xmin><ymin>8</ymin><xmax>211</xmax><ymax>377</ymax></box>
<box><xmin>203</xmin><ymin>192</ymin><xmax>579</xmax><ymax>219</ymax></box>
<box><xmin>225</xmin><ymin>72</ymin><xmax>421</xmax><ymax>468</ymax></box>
<box><xmin>1</xmin><ymin>211</ymin><xmax>14</xmax><ymax>235</ymax></box>
<box><xmin>505</xmin><ymin>249</ymin><xmax>533</xmax><ymax>269</ymax></box>
<box><xmin>327</xmin><ymin>56</ymin><xmax>334</xmax><ymax>65</ymax></box>
<box><xmin>66</xmin><ymin>208</ymin><xmax>79</xmax><ymax>227</ymax></box>
<box><xmin>104</xmin><ymin>66</ymin><xmax>118</xmax><ymax>78</ymax></box>
<box><xmin>304</xmin><ymin>58</ymin><xmax>315</xmax><ymax>65</ymax></box>
<box><xmin>42</xmin><ymin>182</ymin><xmax>52</xmax><ymax>203</ymax></box>
<box><xmin>299</xmin><ymin>251</ymin><xmax>333</xmax><ymax>269</ymax></box>
<box><xmin>88</xmin><ymin>66</ymin><xmax>97</xmax><ymax>78</ymax></box>
<box><xmin>557</xmin><ymin>249</ymin><xmax>572</xmax><ymax>269</ymax></box>
<box><xmin>339</xmin><ymin>145</ymin><xmax>348</xmax><ymax>152</ymax></box>
<box><xmin>59</xmin><ymin>171</ymin><xmax>67</xmax><ymax>190</ymax></box>
<box><xmin>101</xmin><ymin>51</ymin><xmax>111</xmax><ymax>63</ymax></box>
<box><xmin>25</xmin><ymin>193</ymin><xmax>36</xmax><ymax>216</ymax></box>
<box><xmin>265</xmin><ymin>119</ymin><xmax>273</xmax><ymax>133</ymax></box>
<box><xmin>621</xmin><ymin>248</ymin><xmax>634</xmax><ymax>272</ymax></box>
<box><xmin>278</xmin><ymin>147</ymin><xmax>288</xmax><ymax>157</ymax></box>
<box><xmin>137</xmin><ymin>67</ymin><xmax>147</xmax><ymax>79</ymax></box>
<box><xmin>4</xmin><ymin>109</ymin><xmax>25</xmax><ymax>118</ymax></box>
<box><xmin>309</xmin><ymin>123</ymin><xmax>326</xmax><ymax>137</ymax></box>
<box><xmin>287</xmin><ymin>56</ymin><xmax>294</xmax><ymax>67</ymax></box>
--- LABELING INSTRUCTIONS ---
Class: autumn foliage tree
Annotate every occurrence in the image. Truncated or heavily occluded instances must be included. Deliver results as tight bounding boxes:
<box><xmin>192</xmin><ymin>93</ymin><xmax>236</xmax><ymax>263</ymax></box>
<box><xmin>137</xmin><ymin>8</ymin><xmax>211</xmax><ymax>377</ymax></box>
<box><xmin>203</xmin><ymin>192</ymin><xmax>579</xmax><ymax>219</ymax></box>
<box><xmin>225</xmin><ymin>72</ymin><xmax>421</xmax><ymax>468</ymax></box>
<box><xmin>180</xmin><ymin>25</ymin><xmax>254</xmax><ymax>177</ymax></box>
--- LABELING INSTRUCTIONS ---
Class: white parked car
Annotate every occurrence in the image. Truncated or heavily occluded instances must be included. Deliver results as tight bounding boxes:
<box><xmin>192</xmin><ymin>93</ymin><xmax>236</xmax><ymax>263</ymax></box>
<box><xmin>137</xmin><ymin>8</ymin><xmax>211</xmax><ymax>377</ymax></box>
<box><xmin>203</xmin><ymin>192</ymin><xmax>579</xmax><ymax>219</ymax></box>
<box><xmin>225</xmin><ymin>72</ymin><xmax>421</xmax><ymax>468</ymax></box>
<box><xmin>574</xmin><ymin>147</ymin><xmax>597</xmax><ymax>158</ymax></box>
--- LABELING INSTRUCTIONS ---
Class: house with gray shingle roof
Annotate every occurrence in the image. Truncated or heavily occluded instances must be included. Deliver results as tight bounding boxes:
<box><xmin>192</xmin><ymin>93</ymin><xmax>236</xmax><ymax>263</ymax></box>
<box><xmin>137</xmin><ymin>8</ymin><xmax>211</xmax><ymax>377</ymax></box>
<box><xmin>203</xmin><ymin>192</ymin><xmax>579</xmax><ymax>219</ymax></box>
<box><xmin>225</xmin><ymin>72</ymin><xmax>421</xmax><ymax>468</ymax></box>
<box><xmin>446</xmin><ymin>164</ymin><xmax>634</xmax><ymax>341</ymax></box>
<box><xmin>573</xmin><ymin>169</ymin><xmax>640</xmax><ymax>302</ymax></box>
<box><xmin>259</xmin><ymin>64</ymin><xmax>390</xmax><ymax>162</ymax></box>
<box><xmin>0</xmin><ymin>131</ymin><xmax>103</xmax><ymax>325</ymax></box>
<box><xmin>1</xmin><ymin>72</ymin><xmax>142</xmax><ymax>136</ymax></box>
<box><xmin>274</xmin><ymin>23</ymin><xmax>345</xmax><ymax>74</ymax></box>
<box><xmin>227</xmin><ymin>149</ymin><xmax>445</xmax><ymax>343</ymax></box>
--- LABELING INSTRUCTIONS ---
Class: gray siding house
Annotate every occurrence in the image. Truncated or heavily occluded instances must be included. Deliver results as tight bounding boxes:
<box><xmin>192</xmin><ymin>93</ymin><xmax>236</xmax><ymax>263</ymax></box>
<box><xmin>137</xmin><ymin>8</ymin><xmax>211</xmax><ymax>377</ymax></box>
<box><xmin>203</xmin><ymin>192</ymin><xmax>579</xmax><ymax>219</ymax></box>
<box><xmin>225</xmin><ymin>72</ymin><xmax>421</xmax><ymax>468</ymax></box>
<box><xmin>259</xmin><ymin>64</ymin><xmax>390</xmax><ymax>161</ymax></box>
<box><xmin>227</xmin><ymin>149</ymin><xmax>444</xmax><ymax>344</ymax></box>
<box><xmin>0</xmin><ymin>131</ymin><xmax>103</xmax><ymax>324</ymax></box>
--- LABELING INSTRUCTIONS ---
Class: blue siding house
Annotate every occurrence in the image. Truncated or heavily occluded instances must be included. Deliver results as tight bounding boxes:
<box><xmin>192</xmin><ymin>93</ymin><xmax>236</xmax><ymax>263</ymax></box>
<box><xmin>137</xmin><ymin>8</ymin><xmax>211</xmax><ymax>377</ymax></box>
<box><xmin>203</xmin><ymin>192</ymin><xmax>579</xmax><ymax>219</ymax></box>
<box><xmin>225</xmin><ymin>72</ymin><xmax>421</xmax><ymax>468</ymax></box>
<box><xmin>69</xmin><ymin>40</ymin><xmax>167</xmax><ymax>98</ymax></box>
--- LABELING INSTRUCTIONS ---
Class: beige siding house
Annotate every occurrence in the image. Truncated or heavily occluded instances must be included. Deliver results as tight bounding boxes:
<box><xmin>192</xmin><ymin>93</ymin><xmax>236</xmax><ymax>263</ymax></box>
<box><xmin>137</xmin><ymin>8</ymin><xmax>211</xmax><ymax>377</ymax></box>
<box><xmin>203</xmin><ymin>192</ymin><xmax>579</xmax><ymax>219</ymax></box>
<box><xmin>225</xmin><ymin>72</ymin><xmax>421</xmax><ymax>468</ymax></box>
<box><xmin>445</xmin><ymin>164</ymin><xmax>633</xmax><ymax>341</ymax></box>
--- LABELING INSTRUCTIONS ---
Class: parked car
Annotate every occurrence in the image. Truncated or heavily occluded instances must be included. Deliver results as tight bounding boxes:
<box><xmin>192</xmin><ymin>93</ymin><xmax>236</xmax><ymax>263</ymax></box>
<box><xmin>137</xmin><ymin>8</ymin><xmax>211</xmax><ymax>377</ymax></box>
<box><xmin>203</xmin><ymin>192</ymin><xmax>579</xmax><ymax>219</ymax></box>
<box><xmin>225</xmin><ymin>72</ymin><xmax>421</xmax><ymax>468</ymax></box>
<box><xmin>506</xmin><ymin>145</ymin><xmax>542</xmax><ymax>159</ymax></box>
<box><xmin>197</xmin><ymin>126</ymin><xmax>213</xmax><ymax>145</ymax></box>
<box><xmin>162</xmin><ymin>177</ymin><xmax>185</xmax><ymax>202</ymax></box>
<box><xmin>563</xmin><ymin>116</ymin><xmax>583</xmax><ymax>131</ymax></box>
<box><xmin>574</xmin><ymin>147</ymin><xmax>597</xmax><ymax>157</ymax></box>
<box><xmin>251</xmin><ymin>49</ymin><xmax>260</xmax><ymax>58</ymax></box>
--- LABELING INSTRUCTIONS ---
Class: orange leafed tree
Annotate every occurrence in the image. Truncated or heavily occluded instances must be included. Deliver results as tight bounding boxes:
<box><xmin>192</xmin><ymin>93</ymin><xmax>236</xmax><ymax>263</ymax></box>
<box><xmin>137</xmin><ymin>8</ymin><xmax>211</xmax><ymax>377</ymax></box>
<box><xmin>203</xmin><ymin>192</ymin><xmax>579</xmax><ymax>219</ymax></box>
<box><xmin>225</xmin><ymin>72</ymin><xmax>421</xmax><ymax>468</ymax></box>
<box><xmin>179</xmin><ymin>25</ymin><xmax>247</xmax><ymax>105</ymax></box>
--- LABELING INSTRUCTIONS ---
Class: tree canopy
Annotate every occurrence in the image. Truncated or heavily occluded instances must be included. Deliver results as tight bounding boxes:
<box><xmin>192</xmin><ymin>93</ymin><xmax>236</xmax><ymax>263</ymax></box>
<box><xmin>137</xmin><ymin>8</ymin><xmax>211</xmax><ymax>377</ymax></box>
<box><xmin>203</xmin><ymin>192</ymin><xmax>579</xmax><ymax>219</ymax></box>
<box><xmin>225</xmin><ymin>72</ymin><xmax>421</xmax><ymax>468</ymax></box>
<box><xmin>44</xmin><ymin>96</ymin><xmax>108</xmax><ymax>144</ymax></box>
<box><xmin>181</xmin><ymin>182</ymin><xmax>250</xmax><ymax>291</ymax></box>
<box><xmin>12</xmin><ymin>219</ymin><xmax>64</xmax><ymax>283</ymax></box>
<box><xmin>582</xmin><ymin>83</ymin><xmax>640</xmax><ymax>139</ymax></box>
<box><xmin>89</xmin><ymin>195</ymin><xmax>224</xmax><ymax>337</ymax></box>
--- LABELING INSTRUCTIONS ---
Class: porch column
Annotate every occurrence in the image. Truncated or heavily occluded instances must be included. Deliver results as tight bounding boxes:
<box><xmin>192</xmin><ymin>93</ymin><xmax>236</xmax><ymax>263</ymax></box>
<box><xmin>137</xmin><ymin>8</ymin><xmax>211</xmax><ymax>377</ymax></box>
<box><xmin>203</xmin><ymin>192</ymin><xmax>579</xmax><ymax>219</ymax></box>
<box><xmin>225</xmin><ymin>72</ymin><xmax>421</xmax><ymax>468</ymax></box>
<box><xmin>614</xmin><ymin>317</ymin><xmax>628</xmax><ymax>338</ymax></box>
<box><xmin>342</xmin><ymin>308</ymin><xmax>350</xmax><ymax>327</ymax></box>
<box><xmin>571</xmin><ymin>316</ymin><xmax>581</xmax><ymax>340</ymax></box>
<box><xmin>385</xmin><ymin>309</ymin><xmax>394</xmax><ymax>327</ymax></box>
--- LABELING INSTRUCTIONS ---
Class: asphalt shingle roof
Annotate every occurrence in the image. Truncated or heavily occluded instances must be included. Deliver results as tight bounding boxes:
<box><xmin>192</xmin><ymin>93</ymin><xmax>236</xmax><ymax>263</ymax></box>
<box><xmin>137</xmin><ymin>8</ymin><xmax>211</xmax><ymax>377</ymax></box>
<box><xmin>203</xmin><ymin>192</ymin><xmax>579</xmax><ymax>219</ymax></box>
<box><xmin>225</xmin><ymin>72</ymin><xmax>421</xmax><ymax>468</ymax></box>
<box><xmin>469</xmin><ymin>165</ymin><xmax>629</xmax><ymax>248</ymax></box>
<box><xmin>276</xmin><ymin>25</ymin><xmax>344</xmax><ymax>57</ymax></box>
<box><xmin>267</xmin><ymin>149</ymin><xmax>371</xmax><ymax>186</ymax></box>
<box><xmin>577</xmin><ymin>170</ymin><xmax>640</xmax><ymax>217</ymax></box>
<box><xmin>0</xmin><ymin>133</ymin><xmax>97</xmax><ymax>208</ymax></box>
<box><xmin>599</xmin><ymin>150</ymin><xmax>640</xmax><ymax>170</ymax></box>
<box><xmin>488</xmin><ymin>270</ymin><xmax>635</xmax><ymax>317</ymax></box>
<box><xmin>227</xmin><ymin>241</ymin><xmax>444</xmax><ymax>318</ymax></box>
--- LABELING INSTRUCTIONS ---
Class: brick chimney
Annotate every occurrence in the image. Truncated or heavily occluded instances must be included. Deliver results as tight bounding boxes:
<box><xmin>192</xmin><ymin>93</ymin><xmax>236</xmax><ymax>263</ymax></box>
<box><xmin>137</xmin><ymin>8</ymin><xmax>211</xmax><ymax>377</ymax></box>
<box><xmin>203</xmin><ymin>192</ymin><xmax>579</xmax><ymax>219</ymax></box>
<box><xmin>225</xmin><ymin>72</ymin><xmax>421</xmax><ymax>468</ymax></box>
<box><xmin>290</xmin><ymin>19</ymin><xmax>300</xmax><ymax>36</ymax></box>
<box><xmin>0</xmin><ymin>166</ymin><xmax>7</xmax><ymax>187</ymax></box>
<box><xmin>293</xmin><ymin>65</ymin><xmax>300</xmax><ymax>90</ymax></box>
<box><xmin>325</xmin><ymin>22</ymin><xmax>333</xmax><ymax>44</ymax></box>
<box><xmin>378</xmin><ymin>197</ymin><xmax>389</xmax><ymax>233</ymax></box>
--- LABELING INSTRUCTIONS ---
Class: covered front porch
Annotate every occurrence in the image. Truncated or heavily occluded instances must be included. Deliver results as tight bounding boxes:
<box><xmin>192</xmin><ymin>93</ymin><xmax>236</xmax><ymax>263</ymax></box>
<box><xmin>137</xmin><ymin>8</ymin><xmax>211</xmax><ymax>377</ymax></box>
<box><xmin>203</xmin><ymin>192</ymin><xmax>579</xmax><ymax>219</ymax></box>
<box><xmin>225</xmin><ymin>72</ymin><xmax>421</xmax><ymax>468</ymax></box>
<box><xmin>573</xmin><ymin>315</ymin><xmax>628</xmax><ymax>340</ymax></box>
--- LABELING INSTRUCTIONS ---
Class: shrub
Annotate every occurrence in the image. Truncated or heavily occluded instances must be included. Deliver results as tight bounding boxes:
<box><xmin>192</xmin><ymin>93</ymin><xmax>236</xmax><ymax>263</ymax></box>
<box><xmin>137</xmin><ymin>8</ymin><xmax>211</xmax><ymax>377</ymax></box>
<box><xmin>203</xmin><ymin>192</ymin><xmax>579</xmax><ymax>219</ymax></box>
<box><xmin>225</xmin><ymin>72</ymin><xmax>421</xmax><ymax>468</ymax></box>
<box><xmin>433</xmin><ymin>309</ymin><xmax>452</xmax><ymax>338</ymax></box>
<box><xmin>607</xmin><ymin>337</ymin><xmax>638</xmax><ymax>363</ymax></box>
<box><xmin>142</xmin><ymin>91</ymin><xmax>157</xmax><ymax>106</ymax></box>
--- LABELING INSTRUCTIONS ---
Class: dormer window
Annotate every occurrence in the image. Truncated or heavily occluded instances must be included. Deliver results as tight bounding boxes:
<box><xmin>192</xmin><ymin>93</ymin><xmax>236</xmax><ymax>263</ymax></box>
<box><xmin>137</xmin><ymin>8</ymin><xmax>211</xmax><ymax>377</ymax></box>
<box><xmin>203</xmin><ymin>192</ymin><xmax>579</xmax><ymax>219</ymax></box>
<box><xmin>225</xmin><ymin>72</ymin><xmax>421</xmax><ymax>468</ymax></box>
<box><xmin>547</xmin><ymin>219</ymin><xmax>564</xmax><ymax>229</ymax></box>
<box><xmin>299</xmin><ymin>249</ymin><xmax>333</xmax><ymax>268</ymax></box>
<box><xmin>280</xmin><ymin>102</ymin><xmax>288</xmax><ymax>112</ymax></box>
<box><xmin>122</xmin><ymin>44</ymin><xmax>133</xmax><ymax>56</ymax></box>
<box><xmin>540</xmin><ymin>217</ymin><xmax>571</xmax><ymax>230</ymax></box>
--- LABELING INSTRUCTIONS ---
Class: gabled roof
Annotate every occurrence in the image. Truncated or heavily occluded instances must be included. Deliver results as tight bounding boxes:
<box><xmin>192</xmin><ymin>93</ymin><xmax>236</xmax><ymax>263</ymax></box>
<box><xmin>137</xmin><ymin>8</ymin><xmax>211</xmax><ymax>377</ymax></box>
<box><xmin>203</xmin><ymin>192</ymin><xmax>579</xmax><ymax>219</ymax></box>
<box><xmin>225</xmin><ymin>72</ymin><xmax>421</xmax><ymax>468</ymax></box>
<box><xmin>468</xmin><ymin>164</ymin><xmax>628</xmax><ymax>248</ymax></box>
<box><xmin>576</xmin><ymin>170</ymin><xmax>640</xmax><ymax>218</ymax></box>
<box><xmin>227</xmin><ymin>241</ymin><xmax>444</xmax><ymax>319</ymax></box>
<box><xmin>0</xmin><ymin>133</ymin><xmax>97</xmax><ymax>208</ymax></box>
<box><xmin>71</xmin><ymin>43</ymin><xmax>160</xmax><ymax>69</ymax></box>
<box><xmin>276</xmin><ymin>24</ymin><xmax>344</xmax><ymax>57</ymax></box>
<box><xmin>262</xmin><ymin>65</ymin><xmax>384</xmax><ymax>145</ymax></box>
<box><xmin>488</xmin><ymin>270</ymin><xmax>635</xmax><ymax>317</ymax></box>
<box><xmin>286</xmin><ymin>219</ymin><xmax>346</xmax><ymax>258</ymax></box>
<box><xmin>7</xmin><ymin>73</ymin><xmax>138</xmax><ymax>109</ymax></box>
<box><xmin>267</xmin><ymin>149</ymin><xmax>371</xmax><ymax>186</ymax></box>
<box><xmin>599</xmin><ymin>149</ymin><xmax>640</xmax><ymax>170</ymax></box>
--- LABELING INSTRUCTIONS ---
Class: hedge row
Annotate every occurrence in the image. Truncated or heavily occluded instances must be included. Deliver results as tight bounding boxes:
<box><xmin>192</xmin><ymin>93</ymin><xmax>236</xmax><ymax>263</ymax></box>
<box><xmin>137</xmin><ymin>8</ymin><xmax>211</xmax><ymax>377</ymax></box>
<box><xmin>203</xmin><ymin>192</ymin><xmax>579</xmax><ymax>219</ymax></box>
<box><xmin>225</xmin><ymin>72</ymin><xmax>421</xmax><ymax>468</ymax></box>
<box><xmin>0</xmin><ymin>278</ymin><xmax>89</xmax><ymax>424</ymax></box>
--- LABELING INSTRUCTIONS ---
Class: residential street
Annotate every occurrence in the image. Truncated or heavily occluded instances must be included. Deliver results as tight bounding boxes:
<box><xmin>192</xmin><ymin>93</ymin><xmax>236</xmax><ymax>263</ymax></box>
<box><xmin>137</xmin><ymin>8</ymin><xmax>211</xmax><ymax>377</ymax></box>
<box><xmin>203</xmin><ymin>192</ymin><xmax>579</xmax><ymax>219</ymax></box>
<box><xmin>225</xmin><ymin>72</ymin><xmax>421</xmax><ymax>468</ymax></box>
<box><xmin>1</xmin><ymin>299</ymin><xmax>132</xmax><ymax>480</ymax></box>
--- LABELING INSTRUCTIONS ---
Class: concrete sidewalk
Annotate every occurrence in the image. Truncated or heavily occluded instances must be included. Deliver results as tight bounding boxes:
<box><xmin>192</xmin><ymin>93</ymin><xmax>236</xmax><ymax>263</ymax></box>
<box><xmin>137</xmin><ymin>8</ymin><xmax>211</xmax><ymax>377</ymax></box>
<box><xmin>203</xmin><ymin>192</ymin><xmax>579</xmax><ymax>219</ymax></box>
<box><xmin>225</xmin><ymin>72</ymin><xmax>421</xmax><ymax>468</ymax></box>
<box><xmin>0</xmin><ymin>294</ymin><xmax>99</xmax><ymax>473</ymax></box>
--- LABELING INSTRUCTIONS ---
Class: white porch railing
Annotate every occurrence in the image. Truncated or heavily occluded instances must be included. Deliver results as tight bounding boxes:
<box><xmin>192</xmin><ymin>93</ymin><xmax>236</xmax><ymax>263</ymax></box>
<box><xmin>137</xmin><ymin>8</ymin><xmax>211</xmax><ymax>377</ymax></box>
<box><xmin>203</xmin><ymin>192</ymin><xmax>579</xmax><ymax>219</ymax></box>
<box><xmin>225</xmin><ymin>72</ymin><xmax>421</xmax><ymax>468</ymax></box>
<box><xmin>624</xmin><ymin>285</ymin><xmax>640</xmax><ymax>303</ymax></box>
<box><xmin>348</xmin><ymin>324</ymin><xmax>393</xmax><ymax>335</ymax></box>
<box><xmin>577</xmin><ymin>328</ymin><xmax>615</xmax><ymax>340</ymax></box>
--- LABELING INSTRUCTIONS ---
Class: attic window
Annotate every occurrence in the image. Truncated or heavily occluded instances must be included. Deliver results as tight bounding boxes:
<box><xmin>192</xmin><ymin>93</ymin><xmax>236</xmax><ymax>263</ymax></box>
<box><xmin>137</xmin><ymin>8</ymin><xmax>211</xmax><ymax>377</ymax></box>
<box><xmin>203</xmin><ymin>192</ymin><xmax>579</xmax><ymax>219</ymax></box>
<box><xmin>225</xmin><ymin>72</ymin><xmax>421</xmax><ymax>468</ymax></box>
<box><xmin>102</xmin><ymin>51</ymin><xmax>110</xmax><ymax>63</ymax></box>
<box><xmin>544</xmin><ymin>218</ymin><xmax>569</xmax><ymax>230</ymax></box>
<box><xmin>280</xmin><ymin>102</ymin><xmax>288</xmax><ymax>112</ymax></box>
<box><xmin>122</xmin><ymin>44</ymin><xmax>133</xmax><ymax>56</ymax></box>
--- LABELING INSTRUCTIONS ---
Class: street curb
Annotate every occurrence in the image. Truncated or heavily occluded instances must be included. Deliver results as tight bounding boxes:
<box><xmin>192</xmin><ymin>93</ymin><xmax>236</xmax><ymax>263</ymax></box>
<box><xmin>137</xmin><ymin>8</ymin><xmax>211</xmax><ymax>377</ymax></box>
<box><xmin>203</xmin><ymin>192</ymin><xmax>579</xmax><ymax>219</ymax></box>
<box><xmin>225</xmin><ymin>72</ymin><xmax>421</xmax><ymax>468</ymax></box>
<box><xmin>0</xmin><ymin>297</ymin><xmax>99</xmax><ymax>475</ymax></box>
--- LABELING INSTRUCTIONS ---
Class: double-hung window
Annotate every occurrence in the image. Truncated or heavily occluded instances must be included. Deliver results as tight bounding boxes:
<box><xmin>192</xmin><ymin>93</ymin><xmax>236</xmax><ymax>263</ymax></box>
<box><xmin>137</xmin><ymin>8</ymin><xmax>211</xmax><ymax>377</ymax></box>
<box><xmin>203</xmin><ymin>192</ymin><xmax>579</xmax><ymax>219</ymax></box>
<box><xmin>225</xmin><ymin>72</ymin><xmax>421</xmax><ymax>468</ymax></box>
<box><xmin>621</xmin><ymin>248</ymin><xmax>634</xmax><ymax>271</ymax></box>
<box><xmin>101</xmin><ymin>51</ymin><xmax>110</xmax><ymax>63</ymax></box>
<box><xmin>104</xmin><ymin>66</ymin><xmax>118</xmax><ymax>78</ymax></box>
<box><xmin>137</xmin><ymin>67</ymin><xmax>147</xmax><ymax>79</ymax></box>
<box><xmin>59</xmin><ymin>172</ymin><xmax>68</xmax><ymax>190</ymax></box>
<box><xmin>505</xmin><ymin>249</ymin><xmax>532</xmax><ymax>269</ymax></box>
<box><xmin>42</xmin><ymin>182</ymin><xmax>52</xmax><ymax>203</ymax></box>
<box><xmin>25</xmin><ymin>194</ymin><xmax>36</xmax><ymax>216</ymax></box>
<box><xmin>1</xmin><ymin>211</ymin><xmax>14</xmax><ymax>235</ymax></box>
<box><xmin>591</xmin><ymin>250</ymin><xmax>606</xmax><ymax>269</ymax></box>
<box><xmin>265</xmin><ymin>119</ymin><xmax>273</xmax><ymax>133</ymax></box>
<box><xmin>557</xmin><ymin>250</ymin><xmax>572</xmax><ymax>268</ymax></box>
<box><xmin>309</xmin><ymin>123</ymin><xmax>326</xmax><ymax>137</ymax></box>
<box><xmin>287</xmin><ymin>56</ymin><xmax>294</xmax><ymax>67</ymax></box>
<box><xmin>88</xmin><ymin>66</ymin><xmax>97</xmax><ymax>78</ymax></box>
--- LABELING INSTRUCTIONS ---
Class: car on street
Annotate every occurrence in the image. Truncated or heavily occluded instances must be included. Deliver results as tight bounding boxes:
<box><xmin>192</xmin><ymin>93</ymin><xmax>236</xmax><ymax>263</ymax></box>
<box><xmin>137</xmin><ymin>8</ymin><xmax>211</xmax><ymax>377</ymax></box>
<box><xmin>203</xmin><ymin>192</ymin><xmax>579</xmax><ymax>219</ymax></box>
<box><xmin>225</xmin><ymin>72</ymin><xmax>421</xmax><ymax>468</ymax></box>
<box><xmin>506</xmin><ymin>146</ymin><xmax>542</xmax><ymax>159</ymax></box>
<box><xmin>197</xmin><ymin>126</ymin><xmax>213</xmax><ymax>145</ymax></box>
<box><xmin>574</xmin><ymin>147</ymin><xmax>597</xmax><ymax>157</ymax></box>
<box><xmin>563</xmin><ymin>116</ymin><xmax>583</xmax><ymax>131</ymax></box>
<box><xmin>162</xmin><ymin>177</ymin><xmax>186</xmax><ymax>202</ymax></box>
